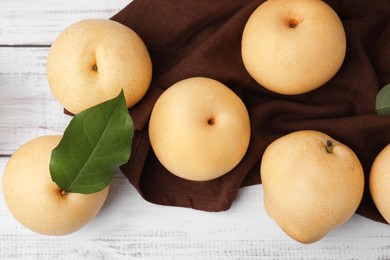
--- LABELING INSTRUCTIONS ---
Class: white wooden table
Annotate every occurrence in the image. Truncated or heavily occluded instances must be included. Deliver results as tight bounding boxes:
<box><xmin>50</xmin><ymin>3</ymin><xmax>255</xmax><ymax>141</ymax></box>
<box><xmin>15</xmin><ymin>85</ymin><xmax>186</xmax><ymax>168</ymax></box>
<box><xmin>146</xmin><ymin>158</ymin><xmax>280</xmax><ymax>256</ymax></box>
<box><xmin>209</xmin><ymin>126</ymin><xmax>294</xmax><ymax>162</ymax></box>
<box><xmin>1</xmin><ymin>1</ymin><xmax>389</xmax><ymax>259</ymax></box>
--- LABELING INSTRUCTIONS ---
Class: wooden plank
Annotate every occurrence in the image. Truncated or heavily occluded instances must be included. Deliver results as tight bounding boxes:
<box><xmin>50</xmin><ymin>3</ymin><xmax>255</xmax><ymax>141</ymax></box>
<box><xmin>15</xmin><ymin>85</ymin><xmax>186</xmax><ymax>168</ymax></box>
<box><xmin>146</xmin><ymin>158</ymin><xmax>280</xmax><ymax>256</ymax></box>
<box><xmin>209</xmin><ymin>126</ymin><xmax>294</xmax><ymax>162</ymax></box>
<box><xmin>0</xmin><ymin>47</ymin><xmax>70</xmax><ymax>155</ymax></box>
<box><xmin>0</xmin><ymin>0</ymin><xmax>131</xmax><ymax>45</ymax></box>
<box><xmin>1</xmin><ymin>157</ymin><xmax>390</xmax><ymax>259</ymax></box>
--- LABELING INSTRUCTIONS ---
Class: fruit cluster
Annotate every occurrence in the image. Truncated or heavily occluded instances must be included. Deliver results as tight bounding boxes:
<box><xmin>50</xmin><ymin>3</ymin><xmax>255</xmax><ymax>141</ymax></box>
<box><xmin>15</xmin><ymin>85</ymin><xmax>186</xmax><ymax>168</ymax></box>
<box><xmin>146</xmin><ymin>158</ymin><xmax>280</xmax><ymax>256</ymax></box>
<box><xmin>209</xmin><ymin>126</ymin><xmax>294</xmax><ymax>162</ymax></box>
<box><xmin>2</xmin><ymin>0</ymin><xmax>389</xmax><ymax>243</ymax></box>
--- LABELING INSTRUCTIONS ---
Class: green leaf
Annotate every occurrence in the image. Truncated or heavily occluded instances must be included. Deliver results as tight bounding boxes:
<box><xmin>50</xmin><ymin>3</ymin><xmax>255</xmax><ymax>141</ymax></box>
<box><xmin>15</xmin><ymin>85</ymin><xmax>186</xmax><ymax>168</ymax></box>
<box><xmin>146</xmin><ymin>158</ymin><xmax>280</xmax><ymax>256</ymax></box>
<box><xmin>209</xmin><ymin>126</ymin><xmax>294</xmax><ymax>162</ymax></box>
<box><xmin>376</xmin><ymin>83</ymin><xmax>390</xmax><ymax>116</ymax></box>
<box><xmin>50</xmin><ymin>90</ymin><xmax>134</xmax><ymax>194</ymax></box>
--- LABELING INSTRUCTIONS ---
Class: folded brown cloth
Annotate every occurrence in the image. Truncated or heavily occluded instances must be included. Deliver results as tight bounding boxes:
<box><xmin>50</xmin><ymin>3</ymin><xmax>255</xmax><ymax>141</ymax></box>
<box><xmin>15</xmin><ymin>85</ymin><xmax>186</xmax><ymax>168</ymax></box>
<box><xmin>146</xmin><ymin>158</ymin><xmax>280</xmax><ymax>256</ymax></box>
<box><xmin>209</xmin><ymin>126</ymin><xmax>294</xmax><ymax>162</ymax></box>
<box><xmin>111</xmin><ymin>0</ymin><xmax>390</xmax><ymax>223</ymax></box>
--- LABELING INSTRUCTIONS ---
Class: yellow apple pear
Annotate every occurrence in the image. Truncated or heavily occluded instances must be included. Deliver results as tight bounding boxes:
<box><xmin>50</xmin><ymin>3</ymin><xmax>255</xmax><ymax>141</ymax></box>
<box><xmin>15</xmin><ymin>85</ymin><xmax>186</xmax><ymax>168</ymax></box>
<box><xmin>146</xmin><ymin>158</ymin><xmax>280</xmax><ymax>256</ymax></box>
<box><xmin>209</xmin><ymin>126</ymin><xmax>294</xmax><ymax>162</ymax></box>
<box><xmin>242</xmin><ymin>0</ymin><xmax>346</xmax><ymax>95</ymax></box>
<box><xmin>260</xmin><ymin>130</ymin><xmax>364</xmax><ymax>243</ymax></box>
<box><xmin>2</xmin><ymin>136</ymin><xmax>109</xmax><ymax>235</ymax></box>
<box><xmin>47</xmin><ymin>19</ymin><xmax>152</xmax><ymax>114</ymax></box>
<box><xmin>149</xmin><ymin>77</ymin><xmax>251</xmax><ymax>181</ymax></box>
<box><xmin>369</xmin><ymin>144</ymin><xmax>390</xmax><ymax>223</ymax></box>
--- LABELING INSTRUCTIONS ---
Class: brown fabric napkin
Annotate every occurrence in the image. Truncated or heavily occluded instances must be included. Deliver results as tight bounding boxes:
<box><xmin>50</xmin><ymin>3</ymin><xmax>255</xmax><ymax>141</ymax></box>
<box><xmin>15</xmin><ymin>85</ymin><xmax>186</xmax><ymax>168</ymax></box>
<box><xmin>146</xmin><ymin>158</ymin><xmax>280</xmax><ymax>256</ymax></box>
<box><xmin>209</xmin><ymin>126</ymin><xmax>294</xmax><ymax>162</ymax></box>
<box><xmin>111</xmin><ymin>0</ymin><xmax>390</xmax><ymax>223</ymax></box>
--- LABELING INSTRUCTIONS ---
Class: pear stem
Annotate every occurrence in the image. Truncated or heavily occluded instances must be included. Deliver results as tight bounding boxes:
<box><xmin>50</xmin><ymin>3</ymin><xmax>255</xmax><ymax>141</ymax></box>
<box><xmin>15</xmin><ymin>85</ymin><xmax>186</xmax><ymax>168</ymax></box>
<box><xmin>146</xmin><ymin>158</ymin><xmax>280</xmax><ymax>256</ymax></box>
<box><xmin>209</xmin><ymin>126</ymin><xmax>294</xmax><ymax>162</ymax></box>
<box><xmin>326</xmin><ymin>140</ymin><xmax>333</xmax><ymax>154</ymax></box>
<box><xmin>60</xmin><ymin>190</ymin><xmax>68</xmax><ymax>196</ymax></box>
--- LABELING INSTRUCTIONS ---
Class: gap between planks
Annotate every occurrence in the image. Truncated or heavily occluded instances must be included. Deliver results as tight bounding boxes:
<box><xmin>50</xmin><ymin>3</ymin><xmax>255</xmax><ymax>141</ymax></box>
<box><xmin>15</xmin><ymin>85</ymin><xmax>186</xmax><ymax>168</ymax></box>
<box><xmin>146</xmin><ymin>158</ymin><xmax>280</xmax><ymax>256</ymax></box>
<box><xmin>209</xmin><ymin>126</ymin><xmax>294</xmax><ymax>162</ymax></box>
<box><xmin>0</xmin><ymin>44</ymin><xmax>51</xmax><ymax>48</ymax></box>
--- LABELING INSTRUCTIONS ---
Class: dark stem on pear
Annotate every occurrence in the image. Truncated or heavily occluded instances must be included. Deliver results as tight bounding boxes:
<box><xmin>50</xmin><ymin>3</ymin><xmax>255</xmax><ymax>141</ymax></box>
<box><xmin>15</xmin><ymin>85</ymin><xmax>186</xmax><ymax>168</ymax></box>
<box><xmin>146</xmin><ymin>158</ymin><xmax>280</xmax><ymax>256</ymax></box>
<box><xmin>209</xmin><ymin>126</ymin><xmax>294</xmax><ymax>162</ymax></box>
<box><xmin>288</xmin><ymin>19</ymin><xmax>299</xmax><ymax>28</ymax></box>
<box><xmin>326</xmin><ymin>140</ymin><xmax>333</xmax><ymax>154</ymax></box>
<box><xmin>207</xmin><ymin>117</ymin><xmax>215</xmax><ymax>126</ymax></box>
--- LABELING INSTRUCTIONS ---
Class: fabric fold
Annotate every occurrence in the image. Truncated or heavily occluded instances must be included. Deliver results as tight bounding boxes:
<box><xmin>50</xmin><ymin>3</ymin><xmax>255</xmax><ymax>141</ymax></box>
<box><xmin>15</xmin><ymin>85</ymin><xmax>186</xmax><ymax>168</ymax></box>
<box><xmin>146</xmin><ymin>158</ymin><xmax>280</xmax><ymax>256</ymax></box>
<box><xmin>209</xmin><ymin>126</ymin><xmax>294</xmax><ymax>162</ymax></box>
<box><xmin>111</xmin><ymin>0</ymin><xmax>390</xmax><ymax>224</ymax></box>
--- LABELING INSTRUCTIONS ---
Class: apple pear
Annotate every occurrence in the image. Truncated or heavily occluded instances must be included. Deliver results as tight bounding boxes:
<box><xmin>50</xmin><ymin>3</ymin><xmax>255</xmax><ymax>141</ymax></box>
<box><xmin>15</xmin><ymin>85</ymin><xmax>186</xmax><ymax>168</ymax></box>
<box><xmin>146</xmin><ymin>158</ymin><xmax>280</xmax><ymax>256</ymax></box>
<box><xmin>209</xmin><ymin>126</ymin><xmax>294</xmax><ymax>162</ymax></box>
<box><xmin>148</xmin><ymin>77</ymin><xmax>251</xmax><ymax>181</ymax></box>
<box><xmin>369</xmin><ymin>144</ymin><xmax>390</xmax><ymax>223</ymax></box>
<box><xmin>260</xmin><ymin>130</ymin><xmax>364</xmax><ymax>243</ymax></box>
<box><xmin>2</xmin><ymin>136</ymin><xmax>109</xmax><ymax>235</ymax></box>
<box><xmin>46</xmin><ymin>19</ymin><xmax>152</xmax><ymax>114</ymax></box>
<box><xmin>242</xmin><ymin>0</ymin><xmax>346</xmax><ymax>95</ymax></box>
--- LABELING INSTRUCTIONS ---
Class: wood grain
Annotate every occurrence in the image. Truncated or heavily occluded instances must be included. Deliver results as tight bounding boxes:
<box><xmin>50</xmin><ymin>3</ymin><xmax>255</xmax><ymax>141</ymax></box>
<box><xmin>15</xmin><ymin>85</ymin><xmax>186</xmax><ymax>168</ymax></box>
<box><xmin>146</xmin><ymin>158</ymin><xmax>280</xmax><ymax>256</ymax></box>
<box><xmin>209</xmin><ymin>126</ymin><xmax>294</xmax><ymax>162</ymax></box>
<box><xmin>0</xmin><ymin>47</ymin><xmax>70</xmax><ymax>155</ymax></box>
<box><xmin>1</xmin><ymin>0</ymin><xmax>390</xmax><ymax>259</ymax></box>
<box><xmin>0</xmin><ymin>0</ymin><xmax>130</xmax><ymax>45</ymax></box>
